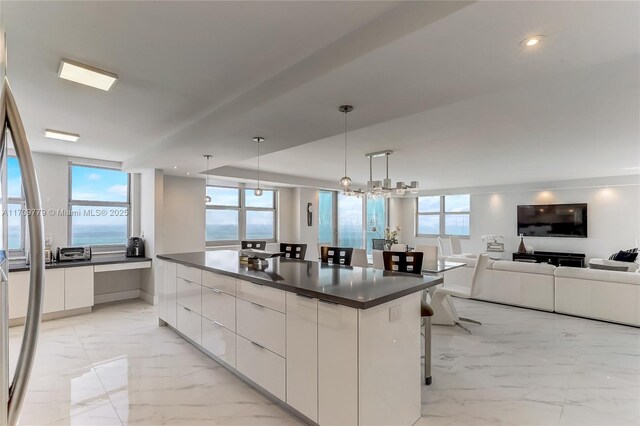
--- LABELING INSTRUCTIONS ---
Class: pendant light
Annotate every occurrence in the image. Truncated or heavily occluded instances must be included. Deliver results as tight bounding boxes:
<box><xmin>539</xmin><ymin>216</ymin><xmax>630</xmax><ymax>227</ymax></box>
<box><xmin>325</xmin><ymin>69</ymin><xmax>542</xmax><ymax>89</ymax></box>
<box><xmin>203</xmin><ymin>154</ymin><xmax>212</xmax><ymax>203</ymax></box>
<box><xmin>338</xmin><ymin>105</ymin><xmax>354</xmax><ymax>190</ymax></box>
<box><xmin>253</xmin><ymin>137</ymin><xmax>264</xmax><ymax>196</ymax></box>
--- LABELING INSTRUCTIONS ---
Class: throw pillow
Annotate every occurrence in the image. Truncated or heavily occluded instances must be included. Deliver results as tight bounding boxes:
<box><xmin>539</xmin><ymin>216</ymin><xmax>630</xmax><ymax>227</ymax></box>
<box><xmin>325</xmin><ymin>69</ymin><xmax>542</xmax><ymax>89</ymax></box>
<box><xmin>612</xmin><ymin>250</ymin><xmax>639</xmax><ymax>263</ymax></box>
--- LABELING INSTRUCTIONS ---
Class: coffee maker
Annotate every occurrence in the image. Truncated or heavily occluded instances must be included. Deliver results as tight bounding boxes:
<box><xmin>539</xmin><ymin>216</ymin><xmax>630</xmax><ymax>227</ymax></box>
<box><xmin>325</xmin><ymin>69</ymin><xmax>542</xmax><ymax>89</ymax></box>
<box><xmin>126</xmin><ymin>236</ymin><xmax>145</xmax><ymax>257</ymax></box>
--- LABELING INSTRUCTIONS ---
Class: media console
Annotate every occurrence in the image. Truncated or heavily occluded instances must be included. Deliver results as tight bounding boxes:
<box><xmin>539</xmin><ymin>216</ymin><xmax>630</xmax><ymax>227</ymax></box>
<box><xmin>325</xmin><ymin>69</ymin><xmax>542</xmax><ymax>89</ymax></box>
<box><xmin>512</xmin><ymin>251</ymin><xmax>586</xmax><ymax>268</ymax></box>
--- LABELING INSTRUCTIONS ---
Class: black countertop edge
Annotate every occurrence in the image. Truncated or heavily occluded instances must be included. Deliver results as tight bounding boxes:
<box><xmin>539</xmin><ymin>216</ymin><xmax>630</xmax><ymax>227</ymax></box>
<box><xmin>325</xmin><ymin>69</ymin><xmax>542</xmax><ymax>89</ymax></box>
<box><xmin>9</xmin><ymin>256</ymin><xmax>153</xmax><ymax>273</ymax></box>
<box><xmin>157</xmin><ymin>253</ymin><xmax>443</xmax><ymax>310</ymax></box>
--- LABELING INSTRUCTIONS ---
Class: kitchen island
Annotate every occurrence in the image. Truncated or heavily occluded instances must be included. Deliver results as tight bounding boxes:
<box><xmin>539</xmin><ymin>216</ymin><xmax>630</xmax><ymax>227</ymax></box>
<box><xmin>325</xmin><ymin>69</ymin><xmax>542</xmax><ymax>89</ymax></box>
<box><xmin>157</xmin><ymin>250</ymin><xmax>443</xmax><ymax>426</ymax></box>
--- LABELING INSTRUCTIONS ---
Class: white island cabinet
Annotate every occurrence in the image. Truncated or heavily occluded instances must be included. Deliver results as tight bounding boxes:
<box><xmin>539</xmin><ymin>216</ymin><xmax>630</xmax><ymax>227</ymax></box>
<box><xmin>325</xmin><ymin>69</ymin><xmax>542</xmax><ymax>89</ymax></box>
<box><xmin>158</xmin><ymin>252</ymin><xmax>435</xmax><ymax>426</ymax></box>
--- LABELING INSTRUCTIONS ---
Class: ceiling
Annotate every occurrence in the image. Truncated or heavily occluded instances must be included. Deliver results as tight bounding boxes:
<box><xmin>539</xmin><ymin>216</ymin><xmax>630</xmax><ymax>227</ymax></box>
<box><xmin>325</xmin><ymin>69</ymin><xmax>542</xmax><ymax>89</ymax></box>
<box><xmin>4</xmin><ymin>1</ymin><xmax>639</xmax><ymax>189</ymax></box>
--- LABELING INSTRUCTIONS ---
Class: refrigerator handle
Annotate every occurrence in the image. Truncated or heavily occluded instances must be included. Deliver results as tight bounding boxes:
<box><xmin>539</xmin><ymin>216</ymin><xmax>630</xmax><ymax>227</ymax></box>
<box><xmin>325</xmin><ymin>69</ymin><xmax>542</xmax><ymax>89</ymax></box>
<box><xmin>1</xmin><ymin>78</ymin><xmax>45</xmax><ymax>426</ymax></box>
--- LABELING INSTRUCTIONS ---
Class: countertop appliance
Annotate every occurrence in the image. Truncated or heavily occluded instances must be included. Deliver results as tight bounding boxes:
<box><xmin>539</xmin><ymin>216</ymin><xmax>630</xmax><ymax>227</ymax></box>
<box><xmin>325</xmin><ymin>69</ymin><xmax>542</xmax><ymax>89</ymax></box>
<box><xmin>56</xmin><ymin>246</ymin><xmax>92</xmax><ymax>262</ymax></box>
<box><xmin>126</xmin><ymin>237</ymin><xmax>145</xmax><ymax>258</ymax></box>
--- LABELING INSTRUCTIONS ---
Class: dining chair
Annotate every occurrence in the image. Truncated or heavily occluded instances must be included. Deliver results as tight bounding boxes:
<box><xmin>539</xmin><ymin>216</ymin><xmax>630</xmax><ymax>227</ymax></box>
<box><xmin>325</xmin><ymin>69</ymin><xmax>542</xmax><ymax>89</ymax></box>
<box><xmin>448</xmin><ymin>236</ymin><xmax>462</xmax><ymax>255</ymax></box>
<box><xmin>279</xmin><ymin>243</ymin><xmax>307</xmax><ymax>260</ymax></box>
<box><xmin>438</xmin><ymin>237</ymin><xmax>447</xmax><ymax>257</ymax></box>
<box><xmin>241</xmin><ymin>240</ymin><xmax>267</xmax><ymax>250</ymax></box>
<box><xmin>414</xmin><ymin>245</ymin><xmax>439</xmax><ymax>264</ymax></box>
<box><xmin>351</xmin><ymin>248</ymin><xmax>368</xmax><ymax>268</ymax></box>
<box><xmin>431</xmin><ymin>254</ymin><xmax>489</xmax><ymax>333</ymax></box>
<box><xmin>320</xmin><ymin>246</ymin><xmax>353</xmax><ymax>266</ymax></box>
<box><xmin>382</xmin><ymin>251</ymin><xmax>424</xmax><ymax>274</ymax></box>
<box><xmin>372</xmin><ymin>250</ymin><xmax>385</xmax><ymax>269</ymax></box>
<box><xmin>389</xmin><ymin>243</ymin><xmax>407</xmax><ymax>252</ymax></box>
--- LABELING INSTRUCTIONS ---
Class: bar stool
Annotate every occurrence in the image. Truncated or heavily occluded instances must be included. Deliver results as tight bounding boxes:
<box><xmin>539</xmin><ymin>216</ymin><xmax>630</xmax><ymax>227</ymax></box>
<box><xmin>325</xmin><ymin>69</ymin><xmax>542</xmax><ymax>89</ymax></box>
<box><xmin>381</xmin><ymin>251</ymin><xmax>433</xmax><ymax>384</ymax></box>
<box><xmin>279</xmin><ymin>243</ymin><xmax>307</xmax><ymax>259</ymax></box>
<box><xmin>241</xmin><ymin>240</ymin><xmax>266</xmax><ymax>250</ymax></box>
<box><xmin>320</xmin><ymin>246</ymin><xmax>353</xmax><ymax>265</ymax></box>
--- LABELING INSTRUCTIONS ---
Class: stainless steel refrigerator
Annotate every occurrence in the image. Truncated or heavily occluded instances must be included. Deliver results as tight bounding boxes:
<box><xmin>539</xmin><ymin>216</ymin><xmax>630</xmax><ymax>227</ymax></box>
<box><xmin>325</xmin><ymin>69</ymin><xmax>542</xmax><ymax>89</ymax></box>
<box><xmin>0</xmin><ymin>30</ymin><xmax>46</xmax><ymax>426</ymax></box>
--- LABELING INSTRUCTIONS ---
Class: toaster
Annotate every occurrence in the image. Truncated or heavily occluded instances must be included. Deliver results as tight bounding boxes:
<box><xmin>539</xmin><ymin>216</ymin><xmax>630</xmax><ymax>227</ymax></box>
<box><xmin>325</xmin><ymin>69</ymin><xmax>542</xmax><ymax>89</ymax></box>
<box><xmin>57</xmin><ymin>246</ymin><xmax>92</xmax><ymax>262</ymax></box>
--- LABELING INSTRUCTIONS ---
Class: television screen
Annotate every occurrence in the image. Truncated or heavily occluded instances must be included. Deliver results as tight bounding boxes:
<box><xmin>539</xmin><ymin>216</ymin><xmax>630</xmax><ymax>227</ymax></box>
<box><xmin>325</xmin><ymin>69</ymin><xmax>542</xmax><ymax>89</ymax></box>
<box><xmin>517</xmin><ymin>204</ymin><xmax>587</xmax><ymax>238</ymax></box>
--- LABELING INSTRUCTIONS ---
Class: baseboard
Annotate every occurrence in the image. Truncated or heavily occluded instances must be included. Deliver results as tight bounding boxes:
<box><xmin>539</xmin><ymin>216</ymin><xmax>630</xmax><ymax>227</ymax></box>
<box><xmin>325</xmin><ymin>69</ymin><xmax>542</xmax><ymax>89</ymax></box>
<box><xmin>139</xmin><ymin>289</ymin><xmax>155</xmax><ymax>305</ymax></box>
<box><xmin>9</xmin><ymin>306</ymin><xmax>92</xmax><ymax>327</ymax></box>
<box><xmin>95</xmin><ymin>289</ymin><xmax>140</xmax><ymax>305</ymax></box>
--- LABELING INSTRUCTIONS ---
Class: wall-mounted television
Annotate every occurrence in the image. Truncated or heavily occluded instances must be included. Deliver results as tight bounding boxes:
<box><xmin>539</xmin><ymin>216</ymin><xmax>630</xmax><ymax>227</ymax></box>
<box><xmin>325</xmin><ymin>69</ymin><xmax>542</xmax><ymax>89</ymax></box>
<box><xmin>517</xmin><ymin>203</ymin><xmax>587</xmax><ymax>238</ymax></box>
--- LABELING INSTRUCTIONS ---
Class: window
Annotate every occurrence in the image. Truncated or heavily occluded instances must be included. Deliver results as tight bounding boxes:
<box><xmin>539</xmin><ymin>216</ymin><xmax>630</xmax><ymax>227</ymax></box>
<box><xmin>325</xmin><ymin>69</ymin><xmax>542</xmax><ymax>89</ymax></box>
<box><xmin>337</xmin><ymin>193</ymin><xmax>363</xmax><ymax>249</ymax></box>
<box><xmin>7</xmin><ymin>157</ymin><xmax>25</xmax><ymax>252</ymax></box>
<box><xmin>69</xmin><ymin>164</ymin><xmax>130</xmax><ymax>247</ymax></box>
<box><xmin>206</xmin><ymin>186</ymin><xmax>277</xmax><ymax>244</ymax></box>
<box><xmin>365</xmin><ymin>197</ymin><xmax>386</xmax><ymax>253</ymax></box>
<box><xmin>318</xmin><ymin>191</ymin><xmax>335</xmax><ymax>245</ymax></box>
<box><xmin>416</xmin><ymin>194</ymin><xmax>470</xmax><ymax>237</ymax></box>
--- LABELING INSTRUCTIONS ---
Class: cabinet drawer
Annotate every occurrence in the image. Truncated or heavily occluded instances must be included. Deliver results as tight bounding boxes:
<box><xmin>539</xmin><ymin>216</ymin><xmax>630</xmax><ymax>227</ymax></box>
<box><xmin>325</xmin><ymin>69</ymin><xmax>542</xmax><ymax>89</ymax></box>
<box><xmin>64</xmin><ymin>266</ymin><xmax>94</xmax><ymax>310</ymax></box>
<box><xmin>236</xmin><ymin>335</ymin><xmax>285</xmax><ymax>401</ymax></box>
<box><xmin>236</xmin><ymin>299</ymin><xmax>285</xmax><ymax>357</ymax></box>
<box><xmin>177</xmin><ymin>304</ymin><xmax>201</xmax><ymax>345</ymax></box>
<box><xmin>201</xmin><ymin>286</ymin><xmax>235</xmax><ymax>331</ymax></box>
<box><xmin>201</xmin><ymin>317</ymin><xmax>236</xmax><ymax>368</ymax></box>
<box><xmin>236</xmin><ymin>279</ymin><xmax>285</xmax><ymax>313</ymax></box>
<box><xmin>177</xmin><ymin>277</ymin><xmax>201</xmax><ymax>314</ymax></box>
<box><xmin>176</xmin><ymin>264</ymin><xmax>201</xmax><ymax>284</ymax></box>
<box><xmin>202</xmin><ymin>271</ymin><xmax>235</xmax><ymax>295</ymax></box>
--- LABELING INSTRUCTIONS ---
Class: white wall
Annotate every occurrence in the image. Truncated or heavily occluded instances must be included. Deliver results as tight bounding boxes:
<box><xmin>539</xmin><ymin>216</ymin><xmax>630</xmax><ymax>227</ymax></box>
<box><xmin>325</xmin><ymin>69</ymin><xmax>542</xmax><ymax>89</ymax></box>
<box><xmin>162</xmin><ymin>175</ymin><xmax>206</xmax><ymax>253</ymax></box>
<box><xmin>31</xmin><ymin>152</ymin><xmax>69</xmax><ymax>249</ymax></box>
<box><xmin>292</xmin><ymin>187</ymin><xmax>319</xmax><ymax>260</ymax></box>
<box><xmin>140</xmin><ymin>168</ymin><xmax>163</xmax><ymax>301</ymax></box>
<box><xmin>393</xmin><ymin>182</ymin><xmax>640</xmax><ymax>260</ymax></box>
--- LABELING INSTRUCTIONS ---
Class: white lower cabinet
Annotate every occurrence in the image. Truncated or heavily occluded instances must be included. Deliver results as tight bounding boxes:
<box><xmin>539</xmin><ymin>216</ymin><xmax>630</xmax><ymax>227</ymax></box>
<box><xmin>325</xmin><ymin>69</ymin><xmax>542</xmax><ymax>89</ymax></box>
<box><xmin>177</xmin><ymin>277</ymin><xmax>201</xmax><ymax>314</ymax></box>
<box><xmin>177</xmin><ymin>304</ymin><xmax>201</xmax><ymax>345</ymax></box>
<box><xmin>165</xmin><ymin>261</ymin><xmax>177</xmax><ymax>327</ymax></box>
<box><xmin>318</xmin><ymin>300</ymin><xmax>358</xmax><ymax>426</ymax></box>
<box><xmin>236</xmin><ymin>298</ymin><xmax>285</xmax><ymax>357</ymax></box>
<box><xmin>236</xmin><ymin>335</ymin><xmax>285</xmax><ymax>401</ymax></box>
<box><xmin>64</xmin><ymin>266</ymin><xmax>94</xmax><ymax>310</ymax></box>
<box><xmin>43</xmin><ymin>269</ymin><xmax>65</xmax><ymax>314</ymax></box>
<box><xmin>286</xmin><ymin>293</ymin><xmax>318</xmax><ymax>422</ymax></box>
<box><xmin>201</xmin><ymin>317</ymin><xmax>236</xmax><ymax>367</ymax></box>
<box><xmin>201</xmin><ymin>286</ymin><xmax>235</xmax><ymax>331</ymax></box>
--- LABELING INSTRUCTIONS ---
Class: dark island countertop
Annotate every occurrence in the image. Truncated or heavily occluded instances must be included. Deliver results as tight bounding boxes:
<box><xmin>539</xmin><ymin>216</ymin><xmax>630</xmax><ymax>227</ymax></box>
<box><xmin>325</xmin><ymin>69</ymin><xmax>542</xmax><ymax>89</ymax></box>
<box><xmin>158</xmin><ymin>250</ymin><xmax>442</xmax><ymax>309</ymax></box>
<box><xmin>9</xmin><ymin>255</ymin><xmax>152</xmax><ymax>272</ymax></box>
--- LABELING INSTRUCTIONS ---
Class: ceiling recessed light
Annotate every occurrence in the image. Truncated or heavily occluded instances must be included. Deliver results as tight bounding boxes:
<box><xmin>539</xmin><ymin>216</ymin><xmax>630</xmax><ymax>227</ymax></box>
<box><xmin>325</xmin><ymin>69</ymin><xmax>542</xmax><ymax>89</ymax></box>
<box><xmin>58</xmin><ymin>59</ymin><xmax>118</xmax><ymax>91</ymax></box>
<box><xmin>520</xmin><ymin>35</ymin><xmax>545</xmax><ymax>48</ymax></box>
<box><xmin>186</xmin><ymin>172</ymin><xmax>191</xmax><ymax>175</ymax></box>
<box><xmin>44</xmin><ymin>129</ymin><xmax>80</xmax><ymax>142</ymax></box>
<box><xmin>173</xmin><ymin>166</ymin><xmax>178</xmax><ymax>169</ymax></box>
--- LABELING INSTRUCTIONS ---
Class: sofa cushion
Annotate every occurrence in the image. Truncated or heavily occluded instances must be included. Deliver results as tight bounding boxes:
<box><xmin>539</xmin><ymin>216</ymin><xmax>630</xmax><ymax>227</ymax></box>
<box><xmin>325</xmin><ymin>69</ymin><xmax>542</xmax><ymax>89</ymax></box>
<box><xmin>445</xmin><ymin>256</ymin><xmax>477</xmax><ymax>267</ymax></box>
<box><xmin>492</xmin><ymin>260</ymin><xmax>556</xmax><ymax>275</ymax></box>
<box><xmin>555</xmin><ymin>266</ymin><xmax>640</xmax><ymax>285</ymax></box>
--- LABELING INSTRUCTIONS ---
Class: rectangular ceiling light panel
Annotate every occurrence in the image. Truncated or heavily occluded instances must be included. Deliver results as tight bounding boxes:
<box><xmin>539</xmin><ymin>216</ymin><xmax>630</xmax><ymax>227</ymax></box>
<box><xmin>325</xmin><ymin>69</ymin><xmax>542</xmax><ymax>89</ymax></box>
<box><xmin>58</xmin><ymin>59</ymin><xmax>118</xmax><ymax>91</ymax></box>
<box><xmin>44</xmin><ymin>129</ymin><xmax>80</xmax><ymax>142</ymax></box>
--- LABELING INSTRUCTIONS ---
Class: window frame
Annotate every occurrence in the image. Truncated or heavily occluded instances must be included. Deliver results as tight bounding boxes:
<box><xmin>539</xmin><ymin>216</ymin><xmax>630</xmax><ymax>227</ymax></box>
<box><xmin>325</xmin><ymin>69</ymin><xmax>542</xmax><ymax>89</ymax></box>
<box><xmin>67</xmin><ymin>162</ymin><xmax>131</xmax><ymax>251</ymax></box>
<box><xmin>205</xmin><ymin>185</ymin><xmax>278</xmax><ymax>246</ymax></box>
<box><xmin>416</xmin><ymin>194</ymin><xmax>471</xmax><ymax>238</ymax></box>
<box><xmin>7</xmin><ymin>155</ymin><xmax>26</xmax><ymax>256</ymax></box>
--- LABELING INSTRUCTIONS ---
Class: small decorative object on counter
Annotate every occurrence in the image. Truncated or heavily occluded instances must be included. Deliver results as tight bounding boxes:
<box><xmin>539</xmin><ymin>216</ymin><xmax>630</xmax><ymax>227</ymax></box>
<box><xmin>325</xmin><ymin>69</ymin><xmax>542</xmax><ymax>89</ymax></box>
<box><xmin>239</xmin><ymin>249</ymin><xmax>284</xmax><ymax>270</ymax></box>
<box><xmin>517</xmin><ymin>234</ymin><xmax>527</xmax><ymax>254</ymax></box>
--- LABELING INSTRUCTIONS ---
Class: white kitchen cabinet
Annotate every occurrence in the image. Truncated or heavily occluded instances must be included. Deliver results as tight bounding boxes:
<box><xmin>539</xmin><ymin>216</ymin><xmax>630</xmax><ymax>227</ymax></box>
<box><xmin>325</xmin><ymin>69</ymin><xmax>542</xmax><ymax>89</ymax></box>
<box><xmin>318</xmin><ymin>300</ymin><xmax>358</xmax><ymax>426</ymax></box>
<box><xmin>176</xmin><ymin>264</ymin><xmax>201</xmax><ymax>285</ymax></box>
<box><xmin>236</xmin><ymin>335</ymin><xmax>285</xmax><ymax>401</ymax></box>
<box><xmin>177</xmin><ymin>304</ymin><xmax>201</xmax><ymax>345</ymax></box>
<box><xmin>286</xmin><ymin>293</ymin><xmax>318</xmax><ymax>422</ymax></box>
<box><xmin>157</xmin><ymin>259</ymin><xmax>167</xmax><ymax>320</ymax></box>
<box><xmin>202</xmin><ymin>270</ymin><xmax>235</xmax><ymax>295</ymax></box>
<box><xmin>236</xmin><ymin>298</ymin><xmax>285</xmax><ymax>357</ymax></box>
<box><xmin>177</xmin><ymin>277</ymin><xmax>201</xmax><ymax>314</ymax></box>
<box><xmin>164</xmin><ymin>261</ymin><xmax>177</xmax><ymax>327</ymax></box>
<box><xmin>9</xmin><ymin>269</ymin><xmax>67</xmax><ymax>319</ymax></box>
<box><xmin>43</xmin><ymin>269</ymin><xmax>65</xmax><ymax>314</ymax></box>
<box><xmin>236</xmin><ymin>279</ymin><xmax>285</xmax><ymax>313</ymax></box>
<box><xmin>201</xmin><ymin>286</ymin><xmax>235</xmax><ymax>331</ymax></box>
<box><xmin>8</xmin><ymin>272</ymin><xmax>28</xmax><ymax>319</ymax></box>
<box><xmin>64</xmin><ymin>266</ymin><xmax>94</xmax><ymax>310</ymax></box>
<box><xmin>201</xmin><ymin>317</ymin><xmax>236</xmax><ymax>367</ymax></box>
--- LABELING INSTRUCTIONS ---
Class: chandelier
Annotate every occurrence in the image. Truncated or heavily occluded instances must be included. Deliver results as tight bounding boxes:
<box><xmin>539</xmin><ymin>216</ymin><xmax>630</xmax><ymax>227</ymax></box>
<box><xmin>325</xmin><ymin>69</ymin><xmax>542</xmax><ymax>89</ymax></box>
<box><xmin>364</xmin><ymin>150</ymin><xmax>419</xmax><ymax>198</ymax></box>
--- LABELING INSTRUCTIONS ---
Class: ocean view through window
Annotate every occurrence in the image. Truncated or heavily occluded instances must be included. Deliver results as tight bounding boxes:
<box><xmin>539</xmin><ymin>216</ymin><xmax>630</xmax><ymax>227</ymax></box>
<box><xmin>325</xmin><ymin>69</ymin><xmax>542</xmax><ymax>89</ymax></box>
<box><xmin>7</xmin><ymin>156</ymin><xmax>25</xmax><ymax>251</ymax></box>
<box><xmin>69</xmin><ymin>164</ymin><xmax>130</xmax><ymax>246</ymax></box>
<box><xmin>417</xmin><ymin>194</ymin><xmax>470</xmax><ymax>237</ymax></box>
<box><xmin>206</xmin><ymin>186</ymin><xmax>277</xmax><ymax>244</ymax></box>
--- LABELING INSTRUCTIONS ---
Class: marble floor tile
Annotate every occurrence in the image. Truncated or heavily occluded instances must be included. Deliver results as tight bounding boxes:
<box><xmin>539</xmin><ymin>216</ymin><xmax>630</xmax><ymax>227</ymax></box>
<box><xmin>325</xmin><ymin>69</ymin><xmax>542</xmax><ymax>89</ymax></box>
<box><xmin>9</xmin><ymin>298</ymin><xmax>640</xmax><ymax>426</ymax></box>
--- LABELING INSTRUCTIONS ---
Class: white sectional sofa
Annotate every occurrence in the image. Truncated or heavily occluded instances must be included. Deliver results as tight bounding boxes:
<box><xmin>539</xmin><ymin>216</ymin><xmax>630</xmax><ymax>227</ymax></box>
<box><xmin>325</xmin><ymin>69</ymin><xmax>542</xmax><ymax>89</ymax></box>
<box><xmin>554</xmin><ymin>267</ymin><xmax>640</xmax><ymax>327</ymax></box>
<box><xmin>442</xmin><ymin>257</ymin><xmax>640</xmax><ymax>326</ymax></box>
